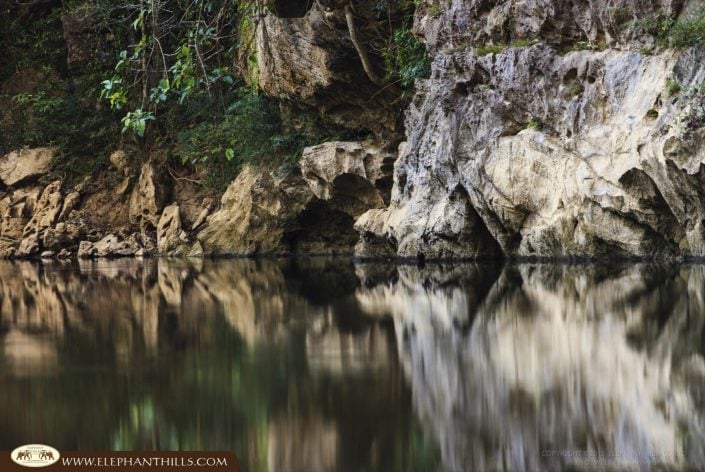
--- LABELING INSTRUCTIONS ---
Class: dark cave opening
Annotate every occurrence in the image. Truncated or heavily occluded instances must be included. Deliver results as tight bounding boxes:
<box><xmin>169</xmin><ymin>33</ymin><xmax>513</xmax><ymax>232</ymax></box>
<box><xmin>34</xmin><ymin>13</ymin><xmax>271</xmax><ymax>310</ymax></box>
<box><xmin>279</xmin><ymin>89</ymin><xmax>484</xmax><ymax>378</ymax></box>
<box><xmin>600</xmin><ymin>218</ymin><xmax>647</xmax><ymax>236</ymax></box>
<box><xmin>270</xmin><ymin>0</ymin><xmax>314</xmax><ymax>18</ymax></box>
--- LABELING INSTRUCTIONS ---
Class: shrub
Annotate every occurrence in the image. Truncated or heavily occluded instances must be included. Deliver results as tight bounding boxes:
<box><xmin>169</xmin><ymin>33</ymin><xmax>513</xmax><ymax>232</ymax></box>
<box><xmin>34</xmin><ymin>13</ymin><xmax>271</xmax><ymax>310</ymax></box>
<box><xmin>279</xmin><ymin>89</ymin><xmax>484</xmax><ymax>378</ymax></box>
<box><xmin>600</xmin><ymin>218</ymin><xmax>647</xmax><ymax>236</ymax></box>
<box><xmin>667</xmin><ymin>79</ymin><xmax>682</xmax><ymax>97</ymax></box>
<box><xmin>476</xmin><ymin>39</ymin><xmax>539</xmax><ymax>56</ymax></box>
<box><xmin>632</xmin><ymin>9</ymin><xmax>705</xmax><ymax>48</ymax></box>
<box><xmin>526</xmin><ymin>120</ymin><xmax>543</xmax><ymax>131</ymax></box>
<box><xmin>388</xmin><ymin>27</ymin><xmax>431</xmax><ymax>88</ymax></box>
<box><xmin>174</xmin><ymin>91</ymin><xmax>311</xmax><ymax>191</ymax></box>
<box><xmin>667</xmin><ymin>12</ymin><xmax>705</xmax><ymax>48</ymax></box>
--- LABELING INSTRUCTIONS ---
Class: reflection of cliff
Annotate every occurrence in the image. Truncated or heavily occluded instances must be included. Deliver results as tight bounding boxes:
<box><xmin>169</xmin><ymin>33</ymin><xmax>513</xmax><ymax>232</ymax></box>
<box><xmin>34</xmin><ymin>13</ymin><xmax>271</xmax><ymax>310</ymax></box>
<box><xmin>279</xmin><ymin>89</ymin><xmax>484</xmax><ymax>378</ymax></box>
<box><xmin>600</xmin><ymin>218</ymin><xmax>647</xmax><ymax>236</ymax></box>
<box><xmin>0</xmin><ymin>259</ymin><xmax>425</xmax><ymax>472</ymax></box>
<box><xmin>356</xmin><ymin>263</ymin><xmax>705</xmax><ymax>471</ymax></box>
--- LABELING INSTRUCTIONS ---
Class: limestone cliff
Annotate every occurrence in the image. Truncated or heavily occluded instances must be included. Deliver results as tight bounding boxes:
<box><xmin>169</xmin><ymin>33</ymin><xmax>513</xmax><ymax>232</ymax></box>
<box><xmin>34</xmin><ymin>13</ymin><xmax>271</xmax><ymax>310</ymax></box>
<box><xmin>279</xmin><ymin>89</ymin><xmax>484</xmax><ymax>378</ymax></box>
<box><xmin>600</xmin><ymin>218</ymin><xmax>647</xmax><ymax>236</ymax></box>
<box><xmin>356</xmin><ymin>0</ymin><xmax>705</xmax><ymax>259</ymax></box>
<box><xmin>5</xmin><ymin>1</ymin><xmax>705</xmax><ymax>259</ymax></box>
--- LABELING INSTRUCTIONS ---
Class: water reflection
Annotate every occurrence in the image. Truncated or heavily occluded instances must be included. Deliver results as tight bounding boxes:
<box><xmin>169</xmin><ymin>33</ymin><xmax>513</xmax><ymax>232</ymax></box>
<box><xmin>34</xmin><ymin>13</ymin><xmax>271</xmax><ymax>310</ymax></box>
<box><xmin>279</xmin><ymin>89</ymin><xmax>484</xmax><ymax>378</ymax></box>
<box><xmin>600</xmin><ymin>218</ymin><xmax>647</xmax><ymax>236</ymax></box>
<box><xmin>0</xmin><ymin>259</ymin><xmax>703</xmax><ymax>471</ymax></box>
<box><xmin>0</xmin><ymin>259</ymin><xmax>433</xmax><ymax>472</ymax></box>
<box><xmin>356</xmin><ymin>263</ymin><xmax>705</xmax><ymax>471</ymax></box>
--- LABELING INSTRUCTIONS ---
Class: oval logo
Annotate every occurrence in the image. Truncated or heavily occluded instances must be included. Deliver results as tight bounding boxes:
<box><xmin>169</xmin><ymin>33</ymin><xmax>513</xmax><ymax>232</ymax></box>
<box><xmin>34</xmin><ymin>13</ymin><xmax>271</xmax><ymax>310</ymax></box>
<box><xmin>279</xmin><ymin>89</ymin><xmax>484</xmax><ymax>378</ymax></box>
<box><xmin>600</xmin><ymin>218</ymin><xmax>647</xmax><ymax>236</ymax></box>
<box><xmin>11</xmin><ymin>445</ymin><xmax>60</xmax><ymax>468</ymax></box>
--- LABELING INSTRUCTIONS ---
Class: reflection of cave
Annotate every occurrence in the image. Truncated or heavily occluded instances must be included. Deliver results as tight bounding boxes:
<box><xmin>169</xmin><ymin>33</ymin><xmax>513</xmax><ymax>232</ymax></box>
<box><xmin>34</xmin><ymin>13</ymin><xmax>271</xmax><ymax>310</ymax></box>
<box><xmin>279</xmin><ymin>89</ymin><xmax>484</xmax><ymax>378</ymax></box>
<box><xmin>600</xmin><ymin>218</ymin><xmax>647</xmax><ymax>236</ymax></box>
<box><xmin>285</xmin><ymin>200</ymin><xmax>359</xmax><ymax>254</ymax></box>
<box><xmin>269</xmin><ymin>0</ymin><xmax>313</xmax><ymax>18</ymax></box>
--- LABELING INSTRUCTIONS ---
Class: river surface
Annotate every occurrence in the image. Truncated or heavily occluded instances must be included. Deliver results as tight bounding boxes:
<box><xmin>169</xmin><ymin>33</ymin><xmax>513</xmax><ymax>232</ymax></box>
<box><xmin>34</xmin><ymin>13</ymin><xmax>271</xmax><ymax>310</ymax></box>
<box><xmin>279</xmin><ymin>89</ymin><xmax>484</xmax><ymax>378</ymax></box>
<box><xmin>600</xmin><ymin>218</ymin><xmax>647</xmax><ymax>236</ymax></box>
<box><xmin>0</xmin><ymin>259</ymin><xmax>704</xmax><ymax>471</ymax></box>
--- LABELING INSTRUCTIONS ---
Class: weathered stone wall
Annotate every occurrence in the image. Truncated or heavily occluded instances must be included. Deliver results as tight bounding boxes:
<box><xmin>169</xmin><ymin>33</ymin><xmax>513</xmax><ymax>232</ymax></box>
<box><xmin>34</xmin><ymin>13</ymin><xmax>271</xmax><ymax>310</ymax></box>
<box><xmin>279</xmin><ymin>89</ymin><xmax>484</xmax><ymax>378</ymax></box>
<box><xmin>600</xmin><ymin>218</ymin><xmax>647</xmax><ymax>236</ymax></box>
<box><xmin>355</xmin><ymin>0</ymin><xmax>705</xmax><ymax>260</ymax></box>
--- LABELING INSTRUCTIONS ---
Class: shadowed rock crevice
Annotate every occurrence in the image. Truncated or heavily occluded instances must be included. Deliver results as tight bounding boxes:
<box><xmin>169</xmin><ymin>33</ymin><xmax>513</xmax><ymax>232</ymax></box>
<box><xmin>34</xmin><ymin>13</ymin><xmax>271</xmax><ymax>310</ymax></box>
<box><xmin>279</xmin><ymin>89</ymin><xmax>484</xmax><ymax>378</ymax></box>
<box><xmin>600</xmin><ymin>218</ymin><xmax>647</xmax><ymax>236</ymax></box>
<box><xmin>284</xmin><ymin>200</ymin><xmax>359</xmax><ymax>254</ymax></box>
<box><xmin>269</xmin><ymin>0</ymin><xmax>313</xmax><ymax>18</ymax></box>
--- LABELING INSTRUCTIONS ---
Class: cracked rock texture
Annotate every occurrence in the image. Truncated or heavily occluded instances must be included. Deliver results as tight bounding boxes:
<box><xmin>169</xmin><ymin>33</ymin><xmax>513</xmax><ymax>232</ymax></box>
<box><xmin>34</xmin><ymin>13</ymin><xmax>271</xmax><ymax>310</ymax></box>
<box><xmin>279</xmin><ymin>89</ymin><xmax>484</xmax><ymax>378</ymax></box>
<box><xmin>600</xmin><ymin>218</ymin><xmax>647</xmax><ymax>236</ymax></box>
<box><xmin>198</xmin><ymin>141</ymin><xmax>393</xmax><ymax>256</ymax></box>
<box><xmin>255</xmin><ymin>0</ymin><xmax>402</xmax><ymax>139</ymax></box>
<box><xmin>355</xmin><ymin>0</ymin><xmax>705</xmax><ymax>259</ymax></box>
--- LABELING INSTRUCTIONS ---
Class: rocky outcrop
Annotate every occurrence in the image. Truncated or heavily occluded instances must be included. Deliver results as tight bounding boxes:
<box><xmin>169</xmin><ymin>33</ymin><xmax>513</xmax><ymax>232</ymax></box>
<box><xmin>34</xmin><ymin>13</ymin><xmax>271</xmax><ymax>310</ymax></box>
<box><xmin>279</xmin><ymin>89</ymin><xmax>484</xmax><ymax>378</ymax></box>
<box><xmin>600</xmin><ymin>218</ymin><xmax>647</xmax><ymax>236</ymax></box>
<box><xmin>77</xmin><ymin>233</ymin><xmax>144</xmax><ymax>258</ymax></box>
<box><xmin>355</xmin><ymin>1</ymin><xmax>705</xmax><ymax>260</ymax></box>
<box><xmin>198</xmin><ymin>141</ymin><xmax>393</xmax><ymax>256</ymax></box>
<box><xmin>0</xmin><ymin>148</ymin><xmax>53</xmax><ymax>186</ymax></box>
<box><xmin>413</xmin><ymin>0</ymin><xmax>678</xmax><ymax>54</ymax></box>
<box><xmin>129</xmin><ymin>162</ymin><xmax>167</xmax><ymax>232</ymax></box>
<box><xmin>256</xmin><ymin>1</ymin><xmax>400</xmax><ymax>138</ymax></box>
<box><xmin>156</xmin><ymin>203</ymin><xmax>192</xmax><ymax>256</ymax></box>
<box><xmin>301</xmin><ymin>141</ymin><xmax>394</xmax><ymax>215</ymax></box>
<box><xmin>17</xmin><ymin>180</ymin><xmax>63</xmax><ymax>256</ymax></box>
<box><xmin>0</xmin><ymin>140</ymin><xmax>392</xmax><ymax>259</ymax></box>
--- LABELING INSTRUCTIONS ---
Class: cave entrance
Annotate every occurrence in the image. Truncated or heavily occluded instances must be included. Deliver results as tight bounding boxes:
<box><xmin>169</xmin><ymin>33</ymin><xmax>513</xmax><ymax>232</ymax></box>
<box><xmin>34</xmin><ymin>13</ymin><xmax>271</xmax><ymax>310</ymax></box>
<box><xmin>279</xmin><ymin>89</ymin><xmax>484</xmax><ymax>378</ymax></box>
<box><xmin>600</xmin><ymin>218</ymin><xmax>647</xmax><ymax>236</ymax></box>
<box><xmin>270</xmin><ymin>0</ymin><xmax>313</xmax><ymax>18</ymax></box>
<box><xmin>284</xmin><ymin>200</ymin><xmax>359</xmax><ymax>254</ymax></box>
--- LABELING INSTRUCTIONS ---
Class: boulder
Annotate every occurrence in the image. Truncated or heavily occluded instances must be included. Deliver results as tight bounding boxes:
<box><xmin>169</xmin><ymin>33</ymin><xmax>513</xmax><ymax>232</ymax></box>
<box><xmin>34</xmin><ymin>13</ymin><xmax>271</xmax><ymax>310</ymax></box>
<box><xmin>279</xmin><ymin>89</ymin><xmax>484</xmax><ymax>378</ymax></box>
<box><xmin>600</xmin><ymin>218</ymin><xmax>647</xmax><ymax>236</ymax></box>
<box><xmin>300</xmin><ymin>141</ymin><xmax>394</xmax><ymax>217</ymax></box>
<box><xmin>156</xmin><ymin>203</ymin><xmax>190</xmax><ymax>255</ymax></box>
<box><xmin>17</xmin><ymin>180</ymin><xmax>64</xmax><ymax>256</ymax></box>
<box><xmin>197</xmin><ymin>166</ymin><xmax>314</xmax><ymax>255</ymax></box>
<box><xmin>0</xmin><ymin>148</ymin><xmax>53</xmax><ymax>186</ymax></box>
<box><xmin>109</xmin><ymin>150</ymin><xmax>131</xmax><ymax>176</ymax></box>
<box><xmin>77</xmin><ymin>233</ymin><xmax>143</xmax><ymax>258</ymax></box>
<box><xmin>129</xmin><ymin>162</ymin><xmax>167</xmax><ymax>231</ymax></box>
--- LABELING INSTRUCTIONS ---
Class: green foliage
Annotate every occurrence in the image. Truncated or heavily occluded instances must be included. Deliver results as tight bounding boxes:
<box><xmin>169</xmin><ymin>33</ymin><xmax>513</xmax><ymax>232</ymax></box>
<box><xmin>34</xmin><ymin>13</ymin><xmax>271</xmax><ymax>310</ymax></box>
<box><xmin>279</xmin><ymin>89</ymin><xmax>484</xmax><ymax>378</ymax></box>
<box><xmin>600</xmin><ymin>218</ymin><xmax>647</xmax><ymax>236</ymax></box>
<box><xmin>631</xmin><ymin>9</ymin><xmax>705</xmax><ymax>48</ymax></box>
<box><xmin>630</xmin><ymin>13</ymin><xmax>675</xmax><ymax>44</ymax></box>
<box><xmin>526</xmin><ymin>120</ymin><xmax>543</xmax><ymax>131</ymax></box>
<box><xmin>559</xmin><ymin>41</ymin><xmax>591</xmax><ymax>54</ymax></box>
<box><xmin>567</xmin><ymin>83</ymin><xmax>585</xmax><ymax>97</ymax></box>
<box><xmin>0</xmin><ymin>7</ymin><xmax>66</xmax><ymax>82</ymax></box>
<box><xmin>390</xmin><ymin>27</ymin><xmax>431</xmax><ymax>88</ymax></box>
<box><xmin>374</xmin><ymin>1</ymin><xmax>431</xmax><ymax>90</ymax></box>
<box><xmin>97</xmin><ymin>0</ymin><xmax>249</xmax><ymax>139</ymax></box>
<box><xmin>475</xmin><ymin>39</ymin><xmax>539</xmax><ymax>56</ymax></box>
<box><xmin>121</xmin><ymin>109</ymin><xmax>155</xmax><ymax>138</ymax></box>
<box><xmin>667</xmin><ymin>11</ymin><xmax>705</xmax><ymax>48</ymax></box>
<box><xmin>173</xmin><ymin>91</ymin><xmax>311</xmax><ymax>191</ymax></box>
<box><xmin>602</xmin><ymin>6</ymin><xmax>632</xmax><ymax>25</ymax></box>
<box><xmin>667</xmin><ymin>79</ymin><xmax>682</xmax><ymax>97</ymax></box>
<box><xmin>475</xmin><ymin>43</ymin><xmax>506</xmax><ymax>56</ymax></box>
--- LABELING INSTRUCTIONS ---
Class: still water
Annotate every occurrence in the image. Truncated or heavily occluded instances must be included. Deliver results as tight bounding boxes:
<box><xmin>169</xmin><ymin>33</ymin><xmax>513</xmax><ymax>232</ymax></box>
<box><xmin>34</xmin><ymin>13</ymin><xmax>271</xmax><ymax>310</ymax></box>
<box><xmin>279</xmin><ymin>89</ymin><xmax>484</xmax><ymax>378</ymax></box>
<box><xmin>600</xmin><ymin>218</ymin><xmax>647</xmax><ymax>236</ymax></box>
<box><xmin>0</xmin><ymin>259</ymin><xmax>704</xmax><ymax>471</ymax></box>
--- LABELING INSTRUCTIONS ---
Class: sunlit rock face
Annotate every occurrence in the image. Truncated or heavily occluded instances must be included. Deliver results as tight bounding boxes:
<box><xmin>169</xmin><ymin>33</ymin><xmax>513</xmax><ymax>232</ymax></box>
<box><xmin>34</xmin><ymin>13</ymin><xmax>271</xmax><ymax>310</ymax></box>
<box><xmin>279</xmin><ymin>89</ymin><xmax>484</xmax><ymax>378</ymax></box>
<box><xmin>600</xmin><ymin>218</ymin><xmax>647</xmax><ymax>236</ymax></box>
<box><xmin>357</xmin><ymin>263</ymin><xmax>705</xmax><ymax>471</ymax></box>
<box><xmin>356</xmin><ymin>1</ymin><xmax>705</xmax><ymax>259</ymax></box>
<box><xmin>198</xmin><ymin>141</ymin><xmax>395</xmax><ymax>257</ymax></box>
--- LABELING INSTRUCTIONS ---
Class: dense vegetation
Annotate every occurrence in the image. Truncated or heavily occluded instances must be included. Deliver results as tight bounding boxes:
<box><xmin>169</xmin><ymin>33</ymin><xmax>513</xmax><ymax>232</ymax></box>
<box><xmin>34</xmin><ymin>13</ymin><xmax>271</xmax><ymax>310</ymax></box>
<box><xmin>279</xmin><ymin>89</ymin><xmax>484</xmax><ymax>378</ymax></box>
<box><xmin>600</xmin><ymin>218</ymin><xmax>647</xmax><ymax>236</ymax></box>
<box><xmin>0</xmin><ymin>0</ymin><xmax>428</xmax><ymax>189</ymax></box>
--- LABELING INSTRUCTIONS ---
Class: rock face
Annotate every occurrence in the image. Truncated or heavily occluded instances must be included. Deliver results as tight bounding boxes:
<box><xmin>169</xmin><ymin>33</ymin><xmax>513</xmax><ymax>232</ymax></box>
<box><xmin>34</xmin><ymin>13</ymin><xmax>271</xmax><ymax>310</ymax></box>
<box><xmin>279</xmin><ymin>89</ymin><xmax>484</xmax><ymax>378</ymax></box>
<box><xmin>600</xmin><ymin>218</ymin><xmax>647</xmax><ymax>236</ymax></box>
<box><xmin>129</xmin><ymin>162</ymin><xmax>167</xmax><ymax>231</ymax></box>
<box><xmin>156</xmin><ymin>204</ymin><xmax>191</xmax><ymax>256</ymax></box>
<box><xmin>198</xmin><ymin>141</ymin><xmax>393</xmax><ymax>256</ymax></box>
<box><xmin>355</xmin><ymin>1</ymin><xmax>705</xmax><ymax>259</ymax></box>
<box><xmin>0</xmin><ymin>148</ymin><xmax>53</xmax><ymax>186</ymax></box>
<box><xmin>256</xmin><ymin>1</ymin><xmax>399</xmax><ymax>138</ymax></box>
<box><xmin>301</xmin><ymin>141</ymin><xmax>395</xmax><ymax>216</ymax></box>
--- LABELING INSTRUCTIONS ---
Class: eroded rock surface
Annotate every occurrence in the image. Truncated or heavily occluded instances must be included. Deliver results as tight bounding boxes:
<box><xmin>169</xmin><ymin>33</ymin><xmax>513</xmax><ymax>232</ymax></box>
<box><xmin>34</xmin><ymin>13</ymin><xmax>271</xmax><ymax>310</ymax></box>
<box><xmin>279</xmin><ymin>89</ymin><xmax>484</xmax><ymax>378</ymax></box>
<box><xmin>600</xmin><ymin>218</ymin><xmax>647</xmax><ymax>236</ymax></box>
<box><xmin>0</xmin><ymin>148</ymin><xmax>53</xmax><ymax>186</ymax></box>
<box><xmin>256</xmin><ymin>1</ymin><xmax>400</xmax><ymax>138</ymax></box>
<box><xmin>356</xmin><ymin>2</ymin><xmax>705</xmax><ymax>259</ymax></box>
<box><xmin>198</xmin><ymin>141</ymin><xmax>393</xmax><ymax>256</ymax></box>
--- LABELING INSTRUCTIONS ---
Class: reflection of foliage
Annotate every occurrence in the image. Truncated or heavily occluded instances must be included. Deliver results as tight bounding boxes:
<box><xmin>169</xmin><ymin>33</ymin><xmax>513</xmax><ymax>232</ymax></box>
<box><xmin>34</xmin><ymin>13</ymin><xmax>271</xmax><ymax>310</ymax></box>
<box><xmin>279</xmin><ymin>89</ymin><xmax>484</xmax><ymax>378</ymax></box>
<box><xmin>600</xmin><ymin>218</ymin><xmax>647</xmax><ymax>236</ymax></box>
<box><xmin>0</xmin><ymin>260</ymin><xmax>440</xmax><ymax>471</ymax></box>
